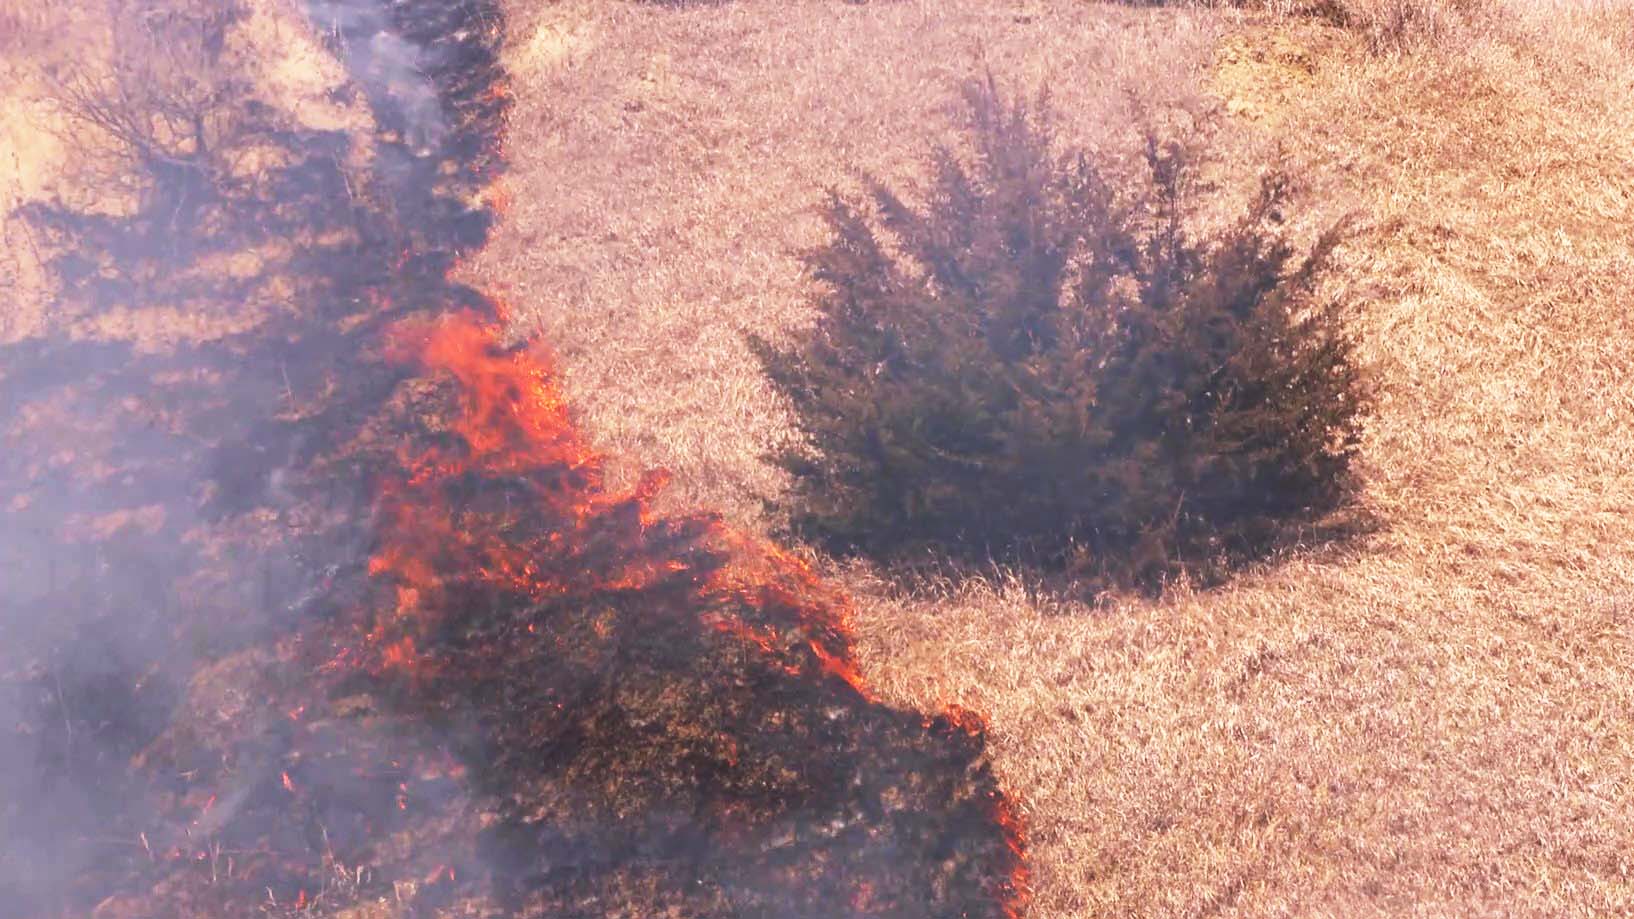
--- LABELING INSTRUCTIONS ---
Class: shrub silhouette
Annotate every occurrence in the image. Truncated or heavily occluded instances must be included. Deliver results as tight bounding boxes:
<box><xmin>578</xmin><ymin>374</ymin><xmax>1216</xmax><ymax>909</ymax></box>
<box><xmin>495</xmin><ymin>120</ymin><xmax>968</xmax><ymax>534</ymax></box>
<box><xmin>754</xmin><ymin>76</ymin><xmax>1370</xmax><ymax>587</ymax></box>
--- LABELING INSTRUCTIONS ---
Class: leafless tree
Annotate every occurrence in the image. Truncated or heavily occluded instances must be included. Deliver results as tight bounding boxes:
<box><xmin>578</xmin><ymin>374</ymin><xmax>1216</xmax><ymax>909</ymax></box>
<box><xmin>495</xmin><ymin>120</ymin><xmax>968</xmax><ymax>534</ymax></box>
<box><xmin>49</xmin><ymin>0</ymin><xmax>258</xmax><ymax>223</ymax></box>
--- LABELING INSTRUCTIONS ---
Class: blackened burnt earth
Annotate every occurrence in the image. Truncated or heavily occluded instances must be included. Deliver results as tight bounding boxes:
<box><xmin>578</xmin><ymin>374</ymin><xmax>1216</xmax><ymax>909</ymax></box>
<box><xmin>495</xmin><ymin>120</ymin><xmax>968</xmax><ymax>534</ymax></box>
<box><xmin>0</xmin><ymin>1</ymin><xmax>1028</xmax><ymax>917</ymax></box>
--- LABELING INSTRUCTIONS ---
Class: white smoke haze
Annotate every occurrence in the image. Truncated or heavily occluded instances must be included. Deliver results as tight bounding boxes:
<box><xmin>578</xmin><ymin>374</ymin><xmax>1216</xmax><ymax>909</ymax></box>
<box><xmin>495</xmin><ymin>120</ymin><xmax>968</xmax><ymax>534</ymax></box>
<box><xmin>308</xmin><ymin>0</ymin><xmax>449</xmax><ymax>155</ymax></box>
<box><xmin>0</xmin><ymin>0</ymin><xmax>449</xmax><ymax>908</ymax></box>
<box><xmin>1</xmin><ymin>2</ymin><xmax>1029</xmax><ymax>917</ymax></box>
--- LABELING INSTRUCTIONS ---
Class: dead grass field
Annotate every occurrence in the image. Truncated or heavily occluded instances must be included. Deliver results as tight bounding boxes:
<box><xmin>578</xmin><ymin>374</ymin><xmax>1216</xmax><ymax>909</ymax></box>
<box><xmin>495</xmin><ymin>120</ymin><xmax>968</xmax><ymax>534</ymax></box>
<box><xmin>1</xmin><ymin>0</ymin><xmax>370</xmax><ymax>350</ymax></box>
<box><xmin>4</xmin><ymin>0</ymin><xmax>1633</xmax><ymax>913</ymax></box>
<box><xmin>0</xmin><ymin>6</ymin><xmax>78</xmax><ymax>342</ymax></box>
<box><xmin>468</xmin><ymin>0</ymin><xmax>1634</xmax><ymax>915</ymax></box>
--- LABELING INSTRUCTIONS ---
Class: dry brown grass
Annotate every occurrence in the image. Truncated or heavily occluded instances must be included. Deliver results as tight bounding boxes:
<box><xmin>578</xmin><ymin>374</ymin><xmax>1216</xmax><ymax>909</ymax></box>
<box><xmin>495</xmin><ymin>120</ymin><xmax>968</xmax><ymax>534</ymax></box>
<box><xmin>470</xmin><ymin>0</ymin><xmax>1634</xmax><ymax>915</ymax></box>
<box><xmin>469</xmin><ymin>0</ymin><xmax>1225</xmax><ymax>521</ymax></box>
<box><xmin>7</xmin><ymin>0</ymin><xmax>1632</xmax><ymax>912</ymax></box>
<box><xmin>0</xmin><ymin>3</ymin><xmax>84</xmax><ymax>342</ymax></box>
<box><xmin>1206</xmin><ymin>0</ymin><xmax>1489</xmax><ymax>53</ymax></box>
<box><xmin>0</xmin><ymin>0</ymin><xmax>368</xmax><ymax>346</ymax></box>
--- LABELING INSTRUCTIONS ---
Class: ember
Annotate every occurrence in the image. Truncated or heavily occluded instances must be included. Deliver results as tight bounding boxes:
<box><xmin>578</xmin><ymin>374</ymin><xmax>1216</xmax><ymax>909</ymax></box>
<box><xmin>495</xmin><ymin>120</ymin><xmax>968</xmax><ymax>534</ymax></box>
<box><xmin>1</xmin><ymin>0</ymin><xmax>1028</xmax><ymax>915</ymax></box>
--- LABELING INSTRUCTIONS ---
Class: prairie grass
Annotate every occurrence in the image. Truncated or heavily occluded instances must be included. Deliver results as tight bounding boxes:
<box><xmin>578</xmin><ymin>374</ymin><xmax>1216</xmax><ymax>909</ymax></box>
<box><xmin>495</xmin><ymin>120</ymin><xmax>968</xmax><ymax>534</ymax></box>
<box><xmin>7</xmin><ymin>0</ymin><xmax>1633</xmax><ymax>913</ymax></box>
<box><xmin>470</xmin><ymin>0</ymin><xmax>1634</xmax><ymax>915</ymax></box>
<box><xmin>1198</xmin><ymin>0</ymin><xmax>1486</xmax><ymax>53</ymax></box>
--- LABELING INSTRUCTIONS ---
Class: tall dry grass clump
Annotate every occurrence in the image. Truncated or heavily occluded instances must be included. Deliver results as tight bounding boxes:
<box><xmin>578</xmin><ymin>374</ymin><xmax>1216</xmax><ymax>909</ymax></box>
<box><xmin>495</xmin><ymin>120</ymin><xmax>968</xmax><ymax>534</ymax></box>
<box><xmin>1192</xmin><ymin>0</ymin><xmax>1485</xmax><ymax>51</ymax></box>
<box><xmin>755</xmin><ymin>76</ymin><xmax>1371</xmax><ymax>588</ymax></box>
<box><xmin>1328</xmin><ymin>0</ymin><xmax>1484</xmax><ymax>50</ymax></box>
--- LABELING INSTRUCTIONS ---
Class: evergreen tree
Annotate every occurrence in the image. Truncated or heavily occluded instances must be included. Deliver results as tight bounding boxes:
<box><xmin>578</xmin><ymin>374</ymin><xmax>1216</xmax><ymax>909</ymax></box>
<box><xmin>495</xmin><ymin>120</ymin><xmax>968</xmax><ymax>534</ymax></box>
<box><xmin>754</xmin><ymin>75</ymin><xmax>1370</xmax><ymax>587</ymax></box>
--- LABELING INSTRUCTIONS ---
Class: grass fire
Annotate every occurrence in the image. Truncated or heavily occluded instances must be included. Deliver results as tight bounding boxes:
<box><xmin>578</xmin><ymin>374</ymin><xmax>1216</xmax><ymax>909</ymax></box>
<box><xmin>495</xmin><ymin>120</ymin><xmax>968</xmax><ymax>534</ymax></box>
<box><xmin>1</xmin><ymin>0</ymin><xmax>1024</xmax><ymax>916</ymax></box>
<box><xmin>8</xmin><ymin>0</ymin><xmax>1634</xmax><ymax>918</ymax></box>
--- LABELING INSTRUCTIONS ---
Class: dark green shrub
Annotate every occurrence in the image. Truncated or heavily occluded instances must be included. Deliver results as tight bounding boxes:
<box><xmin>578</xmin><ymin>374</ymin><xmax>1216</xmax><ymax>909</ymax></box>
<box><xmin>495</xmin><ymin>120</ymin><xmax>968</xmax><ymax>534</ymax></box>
<box><xmin>754</xmin><ymin>75</ymin><xmax>1370</xmax><ymax>587</ymax></box>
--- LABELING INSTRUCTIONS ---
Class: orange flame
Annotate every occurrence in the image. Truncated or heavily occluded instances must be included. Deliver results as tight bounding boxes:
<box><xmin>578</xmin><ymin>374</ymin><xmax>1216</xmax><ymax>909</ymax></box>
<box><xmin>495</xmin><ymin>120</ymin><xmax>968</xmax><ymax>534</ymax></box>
<box><xmin>361</xmin><ymin>311</ymin><xmax>1028</xmax><ymax>913</ymax></box>
<box><xmin>363</xmin><ymin>312</ymin><xmax>877</xmax><ymax>692</ymax></box>
<box><xmin>993</xmin><ymin>792</ymin><xmax>1032</xmax><ymax>918</ymax></box>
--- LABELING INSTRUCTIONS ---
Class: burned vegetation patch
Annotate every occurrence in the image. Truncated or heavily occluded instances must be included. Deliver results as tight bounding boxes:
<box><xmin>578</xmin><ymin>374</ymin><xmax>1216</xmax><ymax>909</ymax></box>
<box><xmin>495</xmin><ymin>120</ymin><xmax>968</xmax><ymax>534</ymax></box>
<box><xmin>1</xmin><ymin>1</ymin><xmax>1026</xmax><ymax>917</ymax></box>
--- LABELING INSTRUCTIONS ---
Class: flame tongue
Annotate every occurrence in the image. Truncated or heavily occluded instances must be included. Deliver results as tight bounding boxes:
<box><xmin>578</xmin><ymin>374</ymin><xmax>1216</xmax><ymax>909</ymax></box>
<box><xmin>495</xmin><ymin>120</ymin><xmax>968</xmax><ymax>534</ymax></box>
<box><xmin>342</xmin><ymin>310</ymin><xmax>1031</xmax><ymax>914</ymax></box>
<box><xmin>0</xmin><ymin>0</ymin><xmax>1030</xmax><ymax>909</ymax></box>
<box><xmin>363</xmin><ymin>311</ymin><xmax>867</xmax><ymax>690</ymax></box>
<box><xmin>388</xmin><ymin>314</ymin><xmax>586</xmax><ymax>475</ymax></box>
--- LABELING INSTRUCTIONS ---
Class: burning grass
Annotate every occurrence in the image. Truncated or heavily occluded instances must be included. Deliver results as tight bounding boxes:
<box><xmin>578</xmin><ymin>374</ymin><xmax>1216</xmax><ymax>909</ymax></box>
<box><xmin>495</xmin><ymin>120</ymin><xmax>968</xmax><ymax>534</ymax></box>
<box><xmin>467</xmin><ymin>0</ymin><xmax>1634</xmax><ymax>915</ymax></box>
<box><xmin>1</xmin><ymin>0</ymin><xmax>1029</xmax><ymax>915</ymax></box>
<box><xmin>11</xmin><ymin>0</ymin><xmax>1634</xmax><ymax>914</ymax></box>
<box><xmin>97</xmin><ymin>309</ymin><xmax>1028</xmax><ymax>918</ymax></box>
<box><xmin>341</xmin><ymin>311</ymin><xmax>1027</xmax><ymax>916</ymax></box>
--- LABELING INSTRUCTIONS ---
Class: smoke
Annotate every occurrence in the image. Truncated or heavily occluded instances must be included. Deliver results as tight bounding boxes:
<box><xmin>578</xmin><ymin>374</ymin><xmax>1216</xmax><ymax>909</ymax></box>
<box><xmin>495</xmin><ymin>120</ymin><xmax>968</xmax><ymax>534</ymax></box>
<box><xmin>307</xmin><ymin>0</ymin><xmax>449</xmax><ymax>155</ymax></box>
<box><xmin>367</xmin><ymin>30</ymin><xmax>447</xmax><ymax>154</ymax></box>
<box><xmin>0</xmin><ymin>340</ymin><xmax>210</xmax><ymax>910</ymax></box>
<box><xmin>0</xmin><ymin>0</ymin><xmax>461</xmax><ymax>908</ymax></box>
<box><xmin>1</xmin><ymin>1</ymin><xmax>1028</xmax><ymax>916</ymax></box>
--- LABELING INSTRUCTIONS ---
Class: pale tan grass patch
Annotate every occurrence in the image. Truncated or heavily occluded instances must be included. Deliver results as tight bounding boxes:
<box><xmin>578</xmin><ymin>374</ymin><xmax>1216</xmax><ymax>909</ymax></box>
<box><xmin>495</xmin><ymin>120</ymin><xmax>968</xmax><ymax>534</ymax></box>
<box><xmin>0</xmin><ymin>2</ymin><xmax>93</xmax><ymax>342</ymax></box>
<box><xmin>466</xmin><ymin>0</ymin><xmax>1221</xmax><ymax>523</ymax></box>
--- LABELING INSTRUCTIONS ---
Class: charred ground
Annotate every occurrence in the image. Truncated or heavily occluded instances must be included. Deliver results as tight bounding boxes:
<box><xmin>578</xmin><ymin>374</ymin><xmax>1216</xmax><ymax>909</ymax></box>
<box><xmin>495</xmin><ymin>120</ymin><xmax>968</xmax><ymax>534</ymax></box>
<box><xmin>1</xmin><ymin>1</ymin><xmax>1024</xmax><ymax>917</ymax></box>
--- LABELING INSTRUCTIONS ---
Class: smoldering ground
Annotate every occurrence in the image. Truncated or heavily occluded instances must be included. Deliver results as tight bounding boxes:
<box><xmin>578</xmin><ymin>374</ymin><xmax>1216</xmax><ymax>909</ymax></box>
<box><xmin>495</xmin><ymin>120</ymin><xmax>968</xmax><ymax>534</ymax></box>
<box><xmin>2</xmin><ymin>1</ymin><xmax>1026</xmax><ymax>917</ymax></box>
